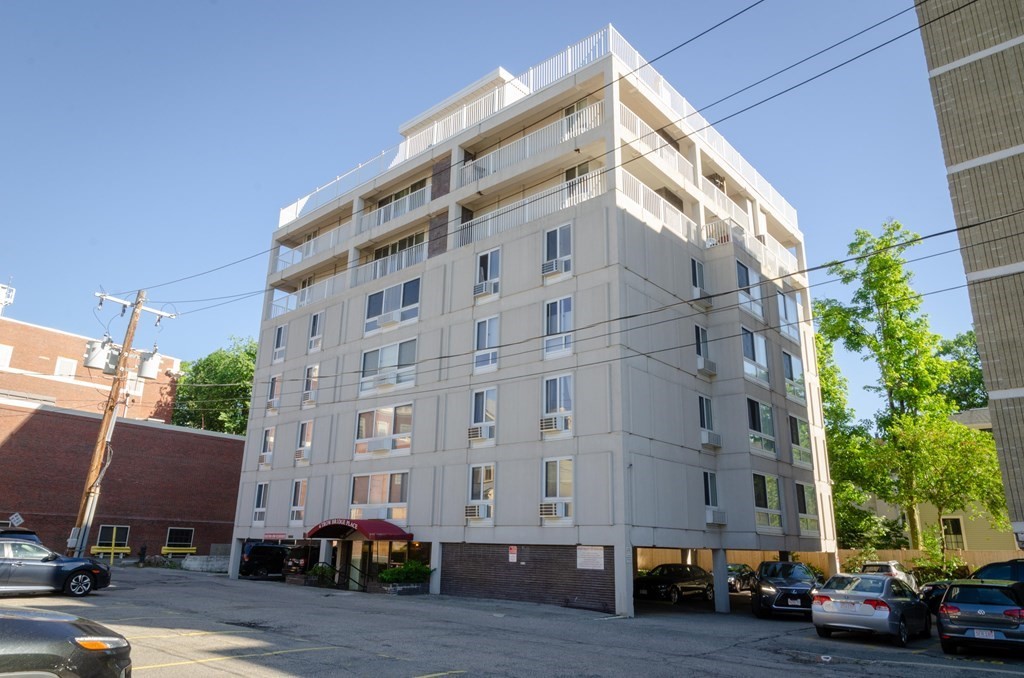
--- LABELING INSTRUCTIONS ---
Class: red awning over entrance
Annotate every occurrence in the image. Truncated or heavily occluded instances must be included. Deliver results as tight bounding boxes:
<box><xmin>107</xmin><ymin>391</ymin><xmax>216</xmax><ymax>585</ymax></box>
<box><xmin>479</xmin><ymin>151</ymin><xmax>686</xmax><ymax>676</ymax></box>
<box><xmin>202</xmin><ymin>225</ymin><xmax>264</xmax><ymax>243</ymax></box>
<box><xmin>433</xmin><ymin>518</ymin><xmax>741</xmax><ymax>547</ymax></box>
<box><xmin>304</xmin><ymin>518</ymin><xmax>413</xmax><ymax>541</ymax></box>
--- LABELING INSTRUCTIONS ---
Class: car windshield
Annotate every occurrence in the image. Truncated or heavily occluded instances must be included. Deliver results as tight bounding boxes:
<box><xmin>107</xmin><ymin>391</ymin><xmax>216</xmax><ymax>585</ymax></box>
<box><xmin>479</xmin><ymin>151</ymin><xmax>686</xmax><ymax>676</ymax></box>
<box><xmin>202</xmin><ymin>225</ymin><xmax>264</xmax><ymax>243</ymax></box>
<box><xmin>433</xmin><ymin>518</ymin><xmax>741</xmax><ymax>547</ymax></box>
<box><xmin>823</xmin><ymin>575</ymin><xmax>885</xmax><ymax>594</ymax></box>
<box><xmin>761</xmin><ymin>563</ymin><xmax>814</xmax><ymax>580</ymax></box>
<box><xmin>860</xmin><ymin>564</ymin><xmax>888</xmax><ymax>573</ymax></box>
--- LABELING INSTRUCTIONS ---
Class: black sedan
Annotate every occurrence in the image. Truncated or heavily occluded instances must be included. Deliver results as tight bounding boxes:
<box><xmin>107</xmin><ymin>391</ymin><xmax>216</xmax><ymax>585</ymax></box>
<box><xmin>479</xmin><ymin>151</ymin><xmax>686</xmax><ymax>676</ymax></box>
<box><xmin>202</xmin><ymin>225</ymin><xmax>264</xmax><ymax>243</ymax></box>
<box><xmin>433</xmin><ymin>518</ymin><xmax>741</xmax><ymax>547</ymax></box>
<box><xmin>727</xmin><ymin>563</ymin><xmax>756</xmax><ymax>592</ymax></box>
<box><xmin>0</xmin><ymin>537</ymin><xmax>112</xmax><ymax>596</ymax></box>
<box><xmin>0</xmin><ymin>608</ymin><xmax>131</xmax><ymax>677</ymax></box>
<box><xmin>921</xmin><ymin>559</ymin><xmax>1024</xmax><ymax>614</ymax></box>
<box><xmin>634</xmin><ymin>564</ymin><xmax>714</xmax><ymax>604</ymax></box>
<box><xmin>751</xmin><ymin>561</ymin><xmax>822</xmax><ymax>618</ymax></box>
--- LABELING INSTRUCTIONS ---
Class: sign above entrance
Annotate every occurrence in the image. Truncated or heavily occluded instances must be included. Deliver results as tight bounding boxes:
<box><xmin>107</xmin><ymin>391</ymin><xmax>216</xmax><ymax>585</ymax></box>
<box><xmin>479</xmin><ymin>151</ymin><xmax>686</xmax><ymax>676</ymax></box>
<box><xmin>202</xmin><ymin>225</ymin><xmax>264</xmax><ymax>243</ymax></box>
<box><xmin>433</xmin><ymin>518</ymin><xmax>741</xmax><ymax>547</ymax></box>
<box><xmin>305</xmin><ymin>517</ymin><xmax>413</xmax><ymax>541</ymax></box>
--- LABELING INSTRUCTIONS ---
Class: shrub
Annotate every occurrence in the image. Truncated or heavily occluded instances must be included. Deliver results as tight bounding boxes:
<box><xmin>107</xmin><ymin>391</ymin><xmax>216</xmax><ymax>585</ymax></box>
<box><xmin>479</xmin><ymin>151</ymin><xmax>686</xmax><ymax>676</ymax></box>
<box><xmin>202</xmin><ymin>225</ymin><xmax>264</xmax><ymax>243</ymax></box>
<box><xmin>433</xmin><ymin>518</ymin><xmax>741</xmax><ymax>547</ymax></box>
<box><xmin>911</xmin><ymin>525</ymin><xmax>970</xmax><ymax>580</ymax></box>
<box><xmin>378</xmin><ymin>560</ymin><xmax>433</xmax><ymax>584</ymax></box>
<box><xmin>307</xmin><ymin>563</ymin><xmax>335</xmax><ymax>586</ymax></box>
<box><xmin>840</xmin><ymin>547</ymin><xmax>878</xmax><ymax>574</ymax></box>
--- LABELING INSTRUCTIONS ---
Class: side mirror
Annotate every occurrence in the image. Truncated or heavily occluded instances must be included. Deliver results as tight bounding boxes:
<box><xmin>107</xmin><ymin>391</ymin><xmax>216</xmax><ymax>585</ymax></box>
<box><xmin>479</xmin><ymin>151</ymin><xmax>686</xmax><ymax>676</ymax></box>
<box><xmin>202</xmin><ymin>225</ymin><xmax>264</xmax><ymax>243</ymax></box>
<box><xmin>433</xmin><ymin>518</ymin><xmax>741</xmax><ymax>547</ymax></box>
<box><xmin>44</xmin><ymin>552</ymin><xmax>60</xmax><ymax>562</ymax></box>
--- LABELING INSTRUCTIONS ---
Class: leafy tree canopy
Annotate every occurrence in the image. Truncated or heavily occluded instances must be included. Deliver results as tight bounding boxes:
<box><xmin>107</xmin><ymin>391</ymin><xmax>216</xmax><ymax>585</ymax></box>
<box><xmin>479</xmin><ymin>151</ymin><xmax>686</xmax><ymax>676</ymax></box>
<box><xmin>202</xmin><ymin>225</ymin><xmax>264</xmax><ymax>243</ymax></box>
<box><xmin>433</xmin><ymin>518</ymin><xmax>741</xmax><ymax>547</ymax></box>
<box><xmin>172</xmin><ymin>336</ymin><xmax>256</xmax><ymax>435</ymax></box>
<box><xmin>937</xmin><ymin>330</ymin><xmax>988</xmax><ymax>411</ymax></box>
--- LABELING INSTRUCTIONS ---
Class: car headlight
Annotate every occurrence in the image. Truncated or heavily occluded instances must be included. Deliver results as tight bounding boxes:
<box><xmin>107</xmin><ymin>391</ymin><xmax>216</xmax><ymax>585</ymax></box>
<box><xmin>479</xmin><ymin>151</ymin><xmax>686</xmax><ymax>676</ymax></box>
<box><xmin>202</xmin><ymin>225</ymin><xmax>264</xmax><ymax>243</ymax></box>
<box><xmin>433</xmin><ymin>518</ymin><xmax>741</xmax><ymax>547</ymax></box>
<box><xmin>728</xmin><ymin>576</ymin><xmax>736</xmax><ymax>583</ymax></box>
<box><xmin>75</xmin><ymin>636</ymin><xmax>129</xmax><ymax>651</ymax></box>
<box><xmin>760</xmin><ymin>585</ymin><xmax>776</xmax><ymax>595</ymax></box>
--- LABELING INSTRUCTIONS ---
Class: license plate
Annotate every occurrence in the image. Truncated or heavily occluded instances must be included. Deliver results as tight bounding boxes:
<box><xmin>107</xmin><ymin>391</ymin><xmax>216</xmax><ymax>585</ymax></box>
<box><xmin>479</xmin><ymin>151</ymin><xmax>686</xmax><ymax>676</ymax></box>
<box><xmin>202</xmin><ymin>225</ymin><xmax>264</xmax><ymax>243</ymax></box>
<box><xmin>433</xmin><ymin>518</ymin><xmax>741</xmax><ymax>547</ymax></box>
<box><xmin>788</xmin><ymin>598</ymin><xmax>802</xmax><ymax>606</ymax></box>
<box><xmin>639</xmin><ymin>589</ymin><xmax>647</xmax><ymax>596</ymax></box>
<box><xmin>974</xmin><ymin>629</ymin><xmax>995</xmax><ymax>640</ymax></box>
<box><xmin>837</xmin><ymin>601</ymin><xmax>855</xmax><ymax>610</ymax></box>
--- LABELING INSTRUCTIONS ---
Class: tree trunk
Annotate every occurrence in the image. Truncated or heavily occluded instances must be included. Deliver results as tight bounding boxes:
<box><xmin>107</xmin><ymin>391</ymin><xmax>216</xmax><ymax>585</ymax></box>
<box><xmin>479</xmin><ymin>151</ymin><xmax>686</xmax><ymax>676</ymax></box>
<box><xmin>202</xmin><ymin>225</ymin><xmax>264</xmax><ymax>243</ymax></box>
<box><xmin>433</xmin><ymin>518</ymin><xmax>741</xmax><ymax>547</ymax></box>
<box><xmin>906</xmin><ymin>504</ymin><xmax>922</xmax><ymax>549</ymax></box>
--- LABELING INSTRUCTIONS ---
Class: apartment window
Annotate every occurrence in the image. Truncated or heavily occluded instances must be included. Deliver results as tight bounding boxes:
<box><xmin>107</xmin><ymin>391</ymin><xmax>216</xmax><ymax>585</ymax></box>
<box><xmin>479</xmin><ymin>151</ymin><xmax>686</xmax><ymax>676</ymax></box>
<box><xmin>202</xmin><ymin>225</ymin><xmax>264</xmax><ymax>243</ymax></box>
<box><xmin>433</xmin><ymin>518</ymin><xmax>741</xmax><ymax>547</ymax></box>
<box><xmin>474</xmin><ymin>316</ymin><xmax>499</xmax><ymax>372</ymax></box>
<box><xmin>468</xmin><ymin>464</ymin><xmax>495</xmax><ymax>520</ymax></box>
<box><xmin>747</xmin><ymin>398</ymin><xmax>775</xmax><ymax>455</ymax></box>
<box><xmin>542</xmin><ymin>457</ymin><xmax>574</xmax><ymax>519</ymax></box>
<box><xmin>365</xmin><ymin>278</ymin><xmax>420</xmax><ymax>333</ymax></box>
<box><xmin>942</xmin><ymin>517</ymin><xmax>965</xmax><ymax>550</ymax></box>
<box><xmin>543</xmin><ymin>296</ymin><xmax>573</xmax><ymax>357</ymax></box>
<box><xmin>166</xmin><ymin>527</ymin><xmax>194</xmax><ymax>549</ymax></box>
<box><xmin>253</xmin><ymin>482</ymin><xmax>268</xmax><ymax>524</ymax></box>
<box><xmin>777</xmin><ymin>292</ymin><xmax>801</xmax><ymax>342</ymax></box>
<box><xmin>698</xmin><ymin>395</ymin><xmax>714</xmax><ymax>431</ymax></box>
<box><xmin>355</xmin><ymin>404</ymin><xmax>413</xmax><ymax>456</ymax></box>
<box><xmin>470</xmin><ymin>387</ymin><xmax>497</xmax><ymax>442</ymax></box>
<box><xmin>783</xmin><ymin>351</ymin><xmax>805</xmax><ymax>400</ymax></box>
<box><xmin>737</xmin><ymin>261</ymin><xmax>763</xmax><ymax>318</ymax></box>
<box><xmin>54</xmin><ymin>357</ymin><xmax>77</xmax><ymax>378</ymax></box>
<box><xmin>789</xmin><ymin>416</ymin><xmax>812</xmax><ymax>467</ymax></box>
<box><xmin>703</xmin><ymin>471</ymin><xmax>718</xmax><ymax>508</ymax></box>
<box><xmin>694</xmin><ymin>325</ymin><xmax>710</xmax><ymax>358</ymax></box>
<box><xmin>295</xmin><ymin>420</ymin><xmax>313</xmax><ymax>465</ymax></box>
<box><xmin>475</xmin><ymin>248</ymin><xmax>501</xmax><ymax>296</ymax></box>
<box><xmin>542</xmin><ymin>375</ymin><xmax>573</xmax><ymax>437</ymax></box>
<box><xmin>565</xmin><ymin>161</ymin><xmax>591</xmax><ymax>199</ymax></box>
<box><xmin>0</xmin><ymin>345</ymin><xmax>11</xmax><ymax>369</ymax></box>
<box><xmin>267</xmin><ymin>374</ymin><xmax>281</xmax><ymax>412</ymax></box>
<box><xmin>543</xmin><ymin>224</ymin><xmax>572</xmax><ymax>276</ymax></box>
<box><xmin>96</xmin><ymin>525</ymin><xmax>130</xmax><ymax>548</ymax></box>
<box><xmin>289</xmin><ymin>479</ymin><xmax>307</xmax><ymax>524</ymax></box>
<box><xmin>691</xmin><ymin>258</ymin><xmax>706</xmax><ymax>291</ymax></box>
<box><xmin>752</xmin><ymin>473</ymin><xmax>782</xmax><ymax>531</ymax></box>
<box><xmin>258</xmin><ymin>427</ymin><xmax>275</xmax><ymax>468</ymax></box>
<box><xmin>563</xmin><ymin>97</ymin><xmax>590</xmax><ymax>135</ymax></box>
<box><xmin>350</xmin><ymin>471</ymin><xmax>408</xmax><ymax>522</ymax></box>
<box><xmin>796</xmin><ymin>483</ymin><xmax>819</xmax><ymax>535</ymax></box>
<box><xmin>377</xmin><ymin>179</ymin><xmax>427</xmax><ymax>209</ymax></box>
<box><xmin>360</xmin><ymin>338</ymin><xmax>416</xmax><ymax>392</ymax></box>
<box><xmin>272</xmin><ymin>324</ymin><xmax>287</xmax><ymax>363</ymax></box>
<box><xmin>308</xmin><ymin>312</ymin><xmax>324</xmax><ymax>353</ymax></box>
<box><xmin>374</xmin><ymin>231</ymin><xmax>425</xmax><ymax>260</ymax></box>
<box><xmin>302</xmin><ymin>365</ymin><xmax>319</xmax><ymax>406</ymax></box>
<box><xmin>741</xmin><ymin>328</ymin><xmax>769</xmax><ymax>383</ymax></box>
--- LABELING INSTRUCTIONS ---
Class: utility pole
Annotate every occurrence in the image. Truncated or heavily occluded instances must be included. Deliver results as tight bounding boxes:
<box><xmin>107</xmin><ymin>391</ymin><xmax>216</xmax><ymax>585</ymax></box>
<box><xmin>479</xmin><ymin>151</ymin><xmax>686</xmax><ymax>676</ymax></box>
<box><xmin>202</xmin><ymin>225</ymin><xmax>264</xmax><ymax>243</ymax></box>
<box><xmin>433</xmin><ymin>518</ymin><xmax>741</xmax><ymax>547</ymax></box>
<box><xmin>69</xmin><ymin>290</ymin><xmax>173</xmax><ymax>558</ymax></box>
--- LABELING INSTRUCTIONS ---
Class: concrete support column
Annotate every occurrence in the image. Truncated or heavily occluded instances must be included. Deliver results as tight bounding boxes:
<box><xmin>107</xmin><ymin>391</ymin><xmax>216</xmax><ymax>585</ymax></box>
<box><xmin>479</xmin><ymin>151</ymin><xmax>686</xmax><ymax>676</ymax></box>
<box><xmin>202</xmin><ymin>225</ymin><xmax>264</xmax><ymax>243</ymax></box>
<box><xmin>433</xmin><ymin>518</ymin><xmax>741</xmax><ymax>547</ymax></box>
<box><xmin>614</xmin><ymin>542</ymin><xmax>635</xmax><ymax>617</ymax></box>
<box><xmin>711</xmin><ymin>548</ymin><xmax>730</xmax><ymax>613</ymax></box>
<box><xmin>227</xmin><ymin>538</ymin><xmax>242</xmax><ymax>579</ymax></box>
<box><xmin>429</xmin><ymin>541</ymin><xmax>442</xmax><ymax>595</ymax></box>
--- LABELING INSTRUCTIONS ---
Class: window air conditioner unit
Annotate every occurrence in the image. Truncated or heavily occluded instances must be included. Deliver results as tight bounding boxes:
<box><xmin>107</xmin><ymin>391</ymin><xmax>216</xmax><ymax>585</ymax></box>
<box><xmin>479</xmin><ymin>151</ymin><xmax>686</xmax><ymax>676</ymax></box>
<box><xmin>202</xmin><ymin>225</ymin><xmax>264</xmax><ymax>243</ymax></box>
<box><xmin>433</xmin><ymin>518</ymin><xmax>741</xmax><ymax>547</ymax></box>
<box><xmin>467</xmin><ymin>424</ymin><xmax>495</xmax><ymax>441</ymax></box>
<box><xmin>374</xmin><ymin>372</ymin><xmax>398</xmax><ymax>388</ymax></box>
<box><xmin>465</xmin><ymin>504</ymin><xmax>492</xmax><ymax>519</ymax></box>
<box><xmin>294</xmin><ymin>449</ymin><xmax>309</xmax><ymax>462</ymax></box>
<box><xmin>696</xmin><ymin>356</ymin><xmax>718</xmax><ymax>377</ymax></box>
<box><xmin>257</xmin><ymin>455</ymin><xmax>272</xmax><ymax>468</ymax></box>
<box><xmin>266</xmin><ymin>398</ymin><xmax>280</xmax><ymax>412</ymax></box>
<box><xmin>377</xmin><ymin>310</ymin><xmax>401</xmax><ymax>327</ymax></box>
<box><xmin>691</xmin><ymin>286</ymin><xmax>713</xmax><ymax>310</ymax></box>
<box><xmin>539</xmin><ymin>415</ymin><xmax>571</xmax><ymax>433</ymax></box>
<box><xmin>701</xmin><ymin>430</ymin><xmax>722</xmax><ymax>449</ymax></box>
<box><xmin>541</xmin><ymin>259</ymin><xmax>566</xmax><ymax>276</ymax></box>
<box><xmin>368</xmin><ymin>438</ymin><xmax>392</xmax><ymax>454</ymax></box>
<box><xmin>473</xmin><ymin>280</ymin><xmax>498</xmax><ymax>297</ymax></box>
<box><xmin>539</xmin><ymin>501</ymin><xmax>566</xmax><ymax>518</ymax></box>
<box><xmin>301</xmin><ymin>391</ymin><xmax>316</xmax><ymax>405</ymax></box>
<box><xmin>272</xmin><ymin>348</ymin><xmax>285</xmax><ymax>362</ymax></box>
<box><xmin>705</xmin><ymin>508</ymin><xmax>727</xmax><ymax>525</ymax></box>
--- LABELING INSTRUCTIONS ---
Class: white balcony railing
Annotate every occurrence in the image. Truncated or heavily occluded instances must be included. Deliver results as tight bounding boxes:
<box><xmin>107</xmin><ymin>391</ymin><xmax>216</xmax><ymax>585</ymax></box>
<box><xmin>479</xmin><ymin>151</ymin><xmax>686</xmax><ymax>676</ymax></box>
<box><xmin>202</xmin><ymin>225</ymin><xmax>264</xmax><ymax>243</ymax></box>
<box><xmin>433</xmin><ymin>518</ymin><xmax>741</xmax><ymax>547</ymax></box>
<box><xmin>699</xmin><ymin>177</ymin><xmax>750</xmax><ymax>230</ymax></box>
<box><xmin>269</xmin><ymin>271</ymin><xmax>347</xmax><ymax>319</ymax></box>
<box><xmin>352</xmin><ymin>241</ymin><xmax>428</xmax><ymax>287</ymax></box>
<box><xmin>618</xmin><ymin>103</ymin><xmax>695</xmax><ymax>186</ymax></box>
<box><xmin>618</xmin><ymin>170</ymin><xmax>700</xmax><ymax>243</ymax></box>
<box><xmin>453</xmin><ymin>170</ymin><xmax>606</xmax><ymax>248</ymax></box>
<box><xmin>275</xmin><ymin>221</ymin><xmax>352</xmax><ymax>272</ymax></box>
<box><xmin>703</xmin><ymin>219</ymin><xmax>799</xmax><ymax>281</ymax></box>
<box><xmin>357</xmin><ymin>186</ymin><xmax>429</xmax><ymax>234</ymax></box>
<box><xmin>459</xmin><ymin>101</ymin><xmax>604</xmax><ymax>187</ymax></box>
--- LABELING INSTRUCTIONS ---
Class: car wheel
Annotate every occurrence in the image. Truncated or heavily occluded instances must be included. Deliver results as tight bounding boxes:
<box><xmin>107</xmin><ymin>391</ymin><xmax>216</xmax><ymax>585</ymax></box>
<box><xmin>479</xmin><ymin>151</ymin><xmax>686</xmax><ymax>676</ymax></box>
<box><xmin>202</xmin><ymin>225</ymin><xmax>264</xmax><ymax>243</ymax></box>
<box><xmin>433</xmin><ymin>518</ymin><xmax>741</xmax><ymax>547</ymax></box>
<box><xmin>940</xmin><ymin>640</ymin><xmax>957</xmax><ymax>655</ymax></box>
<box><xmin>704</xmin><ymin>585</ymin><xmax>715</xmax><ymax>602</ymax></box>
<box><xmin>64</xmin><ymin>572</ymin><xmax>94</xmax><ymax>597</ymax></box>
<box><xmin>815</xmin><ymin>626</ymin><xmax>832</xmax><ymax>638</ymax></box>
<box><xmin>752</xmin><ymin>594</ymin><xmax>770</xmax><ymax>619</ymax></box>
<box><xmin>253</xmin><ymin>566</ymin><xmax>269</xmax><ymax>578</ymax></box>
<box><xmin>893</xmin><ymin>617</ymin><xmax>909</xmax><ymax>648</ymax></box>
<box><xmin>919</xmin><ymin>613</ymin><xmax>932</xmax><ymax>639</ymax></box>
<box><xmin>669</xmin><ymin>586</ymin><xmax>681</xmax><ymax>605</ymax></box>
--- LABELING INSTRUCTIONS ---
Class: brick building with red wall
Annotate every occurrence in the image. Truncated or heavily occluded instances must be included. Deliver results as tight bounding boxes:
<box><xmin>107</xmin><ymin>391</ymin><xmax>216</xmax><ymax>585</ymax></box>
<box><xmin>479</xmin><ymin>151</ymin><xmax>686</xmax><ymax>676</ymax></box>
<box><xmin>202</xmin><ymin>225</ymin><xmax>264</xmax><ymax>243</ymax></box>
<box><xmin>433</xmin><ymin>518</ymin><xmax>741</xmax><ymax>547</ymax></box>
<box><xmin>0</xmin><ymin>317</ymin><xmax>243</xmax><ymax>555</ymax></box>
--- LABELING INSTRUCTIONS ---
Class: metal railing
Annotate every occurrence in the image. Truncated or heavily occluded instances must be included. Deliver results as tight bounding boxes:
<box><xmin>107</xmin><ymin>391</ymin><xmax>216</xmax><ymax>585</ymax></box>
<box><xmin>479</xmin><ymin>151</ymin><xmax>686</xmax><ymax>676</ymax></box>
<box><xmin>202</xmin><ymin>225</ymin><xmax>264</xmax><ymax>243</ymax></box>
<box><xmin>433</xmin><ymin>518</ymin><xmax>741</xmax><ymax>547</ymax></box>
<box><xmin>618</xmin><ymin>170</ymin><xmax>700</xmax><ymax>243</ymax></box>
<box><xmin>618</xmin><ymin>103</ymin><xmax>696</xmax><ymax>185</ymax></box>
<box><xmin>703</xmin><ymin>219</ymin><xmax>799</xmax><ymax>281</ymax></box>
<box><xmin>458</xmin><ymin>102</ymin><xmax>603</xmax><ymax>187</ymax></box>
<box><xmin>275</xmin><ymin>221</ymin><xmax>352</xmax><ymax>272</ymax></box>
<box><xmin>357</xmin><ymin>186</ymin><xmax>429</xmax><ymax>234</ymax></box>
<box><xmin>453</xmin><ymin>170</ymin><xmax>606</xmax><ymax>248</ymax></box>
<box><xmin>352</xmin><ymin>241</ymin><xmax>428</xmax><ymax>287</ymax></box>
<box><xmin>268</xmin><ymin>271</ymin><xmax>347</xmax><ymax>319</ymax></box>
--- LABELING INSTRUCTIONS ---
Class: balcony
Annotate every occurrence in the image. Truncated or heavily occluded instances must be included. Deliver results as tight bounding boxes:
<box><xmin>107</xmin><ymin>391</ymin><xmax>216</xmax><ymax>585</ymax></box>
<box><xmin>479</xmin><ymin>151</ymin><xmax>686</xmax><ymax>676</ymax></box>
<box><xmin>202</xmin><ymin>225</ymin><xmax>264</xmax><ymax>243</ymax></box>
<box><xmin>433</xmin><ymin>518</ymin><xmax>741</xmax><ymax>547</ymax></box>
<box><xmin>458</xmin><ymin>101</ymin><xmax>604</xmax><ymax>187</ymax></box>
<box><xmin>269</xmin><ymin>271</ymin><xmax>347</xmax><ymax>319</ymax></box>
<box><xmin>275</xmin><ymin>220</ymin><xmax>352</xmax><ymax>273</ymax></box>
<box><xmin>703</xmin><ymin>219</ymin><xmax>800</xmax><ymax>281</ymax></box>
<box><xmin>352</xmin><ymin>241</ymin><xmax>428</xmax><ymax>287</ymax></box>
<box><xmin>358</xmin><ymin>186</ymin><xmax>429</xmax><ymax>234</ymax></box>
<box><xmin>453</xmin><ymin>170</ymin><xmax>606</xmax><ymax>248</ymax></box>
<box><xmin>699</xmin><ymin>176</ymin><xmax>749</xmax><ymax>230</ymax></box>
<box><xmin>618</xmin><ymin>170</ymin><xmax>700</xmax><ymax>243</ymax></box>
<box><xmin>618</xmin><ymin>104</ymin><xmax>696</xmax><ymax>189</ymax></box>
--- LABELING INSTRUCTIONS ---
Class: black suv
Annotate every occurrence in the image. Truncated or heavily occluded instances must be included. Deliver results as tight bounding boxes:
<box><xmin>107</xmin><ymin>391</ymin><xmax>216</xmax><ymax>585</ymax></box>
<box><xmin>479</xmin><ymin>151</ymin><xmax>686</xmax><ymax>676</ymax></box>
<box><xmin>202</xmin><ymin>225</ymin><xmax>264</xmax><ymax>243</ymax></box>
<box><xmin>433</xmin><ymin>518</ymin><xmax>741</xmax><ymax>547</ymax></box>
<box><xmin>751</xmin><ymin>561</ymin><xmax>822</xmax><ymax>618</ymax></box>
<box><xmin>921</xmin><ymin>559</ymin><xmax>1024</xmax><ymax>614</ymax></box>
<box><xmin>239</xmin><ymin>542</ymin><xmax>291</xmax><ymax>578</ymax></box>
<box><xmin>0</xmin><ymin>527</ymin><xmax>42</xmax><ymax>543</ymax></box>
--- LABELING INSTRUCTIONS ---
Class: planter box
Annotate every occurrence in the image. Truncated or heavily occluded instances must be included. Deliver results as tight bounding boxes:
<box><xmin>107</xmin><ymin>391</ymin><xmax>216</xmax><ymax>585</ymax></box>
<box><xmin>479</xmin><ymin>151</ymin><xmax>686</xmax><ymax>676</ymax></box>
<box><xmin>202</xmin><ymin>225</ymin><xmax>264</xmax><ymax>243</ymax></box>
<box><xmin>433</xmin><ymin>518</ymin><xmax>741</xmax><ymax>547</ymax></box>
<box><xmin>284</xmin><ymin>574</ymin><xmax>306</xmax><ymax>586</ymax></box>
<box><xmin>382</xmin><ymin>582</ymin><xmax>429</xmax><ymax>595</ymax></box>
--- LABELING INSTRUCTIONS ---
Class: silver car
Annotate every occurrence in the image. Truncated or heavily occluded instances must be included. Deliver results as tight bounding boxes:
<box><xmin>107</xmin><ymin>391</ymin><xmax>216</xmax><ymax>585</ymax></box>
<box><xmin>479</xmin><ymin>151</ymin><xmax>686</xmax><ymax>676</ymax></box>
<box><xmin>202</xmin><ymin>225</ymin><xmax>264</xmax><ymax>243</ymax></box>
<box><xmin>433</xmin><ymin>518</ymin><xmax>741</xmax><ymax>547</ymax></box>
<box><xmin>860</xmin><ymin>560</ymin><xmax>918</xmax><ymax>591</ymax></box>
<box><xmin>812</xmin><ymin>573</ymin><xmax>931</xmax><ymax>646</ymax></box>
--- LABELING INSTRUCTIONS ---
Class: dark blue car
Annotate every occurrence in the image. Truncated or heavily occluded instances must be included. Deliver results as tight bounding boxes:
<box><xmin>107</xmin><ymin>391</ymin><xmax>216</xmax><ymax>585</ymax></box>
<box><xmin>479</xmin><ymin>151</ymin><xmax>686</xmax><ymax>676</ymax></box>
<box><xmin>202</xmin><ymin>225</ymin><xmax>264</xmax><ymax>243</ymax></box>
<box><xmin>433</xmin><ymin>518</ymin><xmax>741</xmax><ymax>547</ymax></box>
<box><xmin>0</xmin><ymin>537</ymin><xmax>112</xmax><ymax>596</ymax></box>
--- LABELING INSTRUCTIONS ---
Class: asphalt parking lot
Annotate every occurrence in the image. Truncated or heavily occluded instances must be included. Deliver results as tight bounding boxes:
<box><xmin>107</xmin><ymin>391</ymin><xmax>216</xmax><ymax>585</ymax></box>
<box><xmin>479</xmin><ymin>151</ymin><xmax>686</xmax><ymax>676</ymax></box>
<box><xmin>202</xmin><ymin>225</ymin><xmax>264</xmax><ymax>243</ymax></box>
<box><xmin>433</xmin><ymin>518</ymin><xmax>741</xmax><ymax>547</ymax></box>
<box><xmin>2</xmin><ymin>566</ymin><xmax>1023</xmax><ymax>677</ymax></box>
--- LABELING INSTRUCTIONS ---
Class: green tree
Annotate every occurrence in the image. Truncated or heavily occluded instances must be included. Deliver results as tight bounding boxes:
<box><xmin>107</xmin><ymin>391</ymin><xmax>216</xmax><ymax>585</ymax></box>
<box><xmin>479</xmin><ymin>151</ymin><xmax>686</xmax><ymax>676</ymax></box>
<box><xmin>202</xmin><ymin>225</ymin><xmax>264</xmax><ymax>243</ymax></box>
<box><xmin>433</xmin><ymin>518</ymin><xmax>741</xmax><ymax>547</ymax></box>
<box><xmin>937</xmin><ymin>330</ymin><xmax>988</xmax><ymax>411</ymax></box>
<box><xmin>816</xmin><ymin>221</ymin><xmax>1002</xmax><ymax>547</ymax></box>
<box><xmin>172</xmin><ymin>336</ymin><xmax>256</xmax><ymax>435</ymax></box>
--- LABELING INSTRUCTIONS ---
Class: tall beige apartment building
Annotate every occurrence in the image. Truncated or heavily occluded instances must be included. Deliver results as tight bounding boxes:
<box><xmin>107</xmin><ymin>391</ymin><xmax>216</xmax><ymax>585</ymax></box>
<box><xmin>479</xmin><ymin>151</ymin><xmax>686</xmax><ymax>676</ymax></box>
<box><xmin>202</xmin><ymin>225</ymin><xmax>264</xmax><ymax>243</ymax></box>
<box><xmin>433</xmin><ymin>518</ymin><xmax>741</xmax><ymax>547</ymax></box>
<box><xmin>917</xmin><ymin>0</ymin><xmax>1024</xmax><ymax>549</ymax></box>
<box><xmin>230</xmin><ymin>26</ymin><xmax>835</xmax><ymax>615</ymax></box>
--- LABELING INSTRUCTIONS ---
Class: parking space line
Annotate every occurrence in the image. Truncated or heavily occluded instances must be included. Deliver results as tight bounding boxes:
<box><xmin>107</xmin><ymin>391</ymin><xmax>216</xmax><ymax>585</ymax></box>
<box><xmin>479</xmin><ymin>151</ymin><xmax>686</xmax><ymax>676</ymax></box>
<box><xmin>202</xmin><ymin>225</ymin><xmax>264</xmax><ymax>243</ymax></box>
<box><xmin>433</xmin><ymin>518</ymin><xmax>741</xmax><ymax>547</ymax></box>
<box><xmin>413</xmin><ymin>672</ymin><xmax>467</xmax><ymax>678</ymax></box>
<box><xmin>126</xmin><ymin>629</ymin><xmax>262</xmax><ymax>641</ymax></box>
<box><xmin>132</xmin><ymin>646</ymin><xmax>337</xmax><ymax>671</ymax></box>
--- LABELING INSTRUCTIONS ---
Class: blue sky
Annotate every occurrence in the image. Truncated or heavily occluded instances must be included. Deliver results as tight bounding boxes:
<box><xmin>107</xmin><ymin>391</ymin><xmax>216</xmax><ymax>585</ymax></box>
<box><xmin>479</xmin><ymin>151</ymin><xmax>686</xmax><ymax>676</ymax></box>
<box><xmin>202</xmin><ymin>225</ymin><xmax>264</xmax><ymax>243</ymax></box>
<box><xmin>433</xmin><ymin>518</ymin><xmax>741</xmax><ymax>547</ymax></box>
<box><xmin>0</xmin><ymin>1</ymin><xmax>967</xmax><ymax>421</ymax></box>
